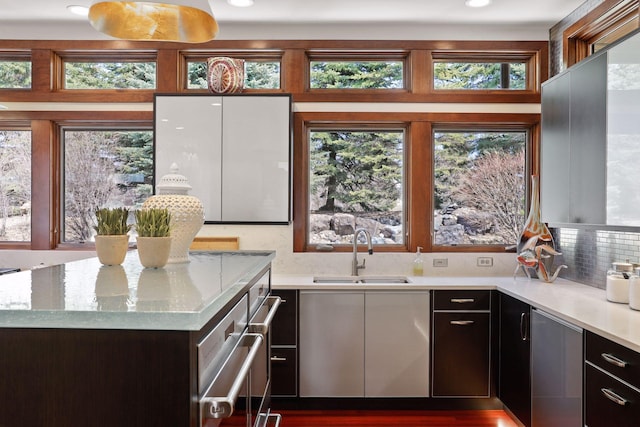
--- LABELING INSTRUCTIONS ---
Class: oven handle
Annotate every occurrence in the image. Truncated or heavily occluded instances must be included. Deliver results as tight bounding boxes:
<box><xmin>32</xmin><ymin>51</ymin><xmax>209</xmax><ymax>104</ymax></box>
<box><xmin>200</xmin><ymin>333</ymin><xmax>264</xmax><ymax>419</ymax></box>
<box><xmin>248</xmin><ymin>296</ymin><xmax>282</xmax><ymax>335</ymax></box>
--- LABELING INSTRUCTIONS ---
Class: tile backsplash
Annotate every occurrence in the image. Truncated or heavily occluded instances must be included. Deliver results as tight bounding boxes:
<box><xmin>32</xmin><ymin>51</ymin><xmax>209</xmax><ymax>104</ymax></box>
<box><xmin>554</xmin><ymin>227</ymin><xmax>640</xmax><ymax>289</ymax></box>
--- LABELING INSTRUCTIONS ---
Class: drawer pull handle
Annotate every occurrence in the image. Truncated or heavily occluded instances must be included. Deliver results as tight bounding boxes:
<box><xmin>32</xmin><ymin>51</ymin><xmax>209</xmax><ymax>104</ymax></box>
<box><xmin>520</xmin><ymin>312</ymin><xmax>529</xmax><ymax>341</ymax></box>
<box><xmin>451</xmin><ymin>298</ymin><xmax>475</xmax><ymax>304</ymax></box>
<box><xmin>271</xmin><ymin>356</ymin><xmax>287</xmax><ymax>362</ymax></box>
<box><xmin>601</xmin><ymin>388</ymin><xmax>629</xmax><ymax>406</ymax></box>
<box><xmin>450</xmin><ymin>320</ymin><xmax>475</xmax><ymax>326</ymax></box>
<box><xmin>602</xmin><ymin>353</ymin><xmax>628</xmax><ymax>368</ymax></box>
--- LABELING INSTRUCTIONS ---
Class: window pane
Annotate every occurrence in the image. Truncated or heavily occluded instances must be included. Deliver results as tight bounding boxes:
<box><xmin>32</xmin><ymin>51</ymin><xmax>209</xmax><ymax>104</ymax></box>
<box><xmin>310</xmin><ymin>61</ymin><xmax>403</xmax><ymax>89</ymax></box>
<box><xmin>0</xmin><ymin>130</ymin><xmax>31</xmax><ymax>242</ymax></box>
<box><xmin>186</xmin><ymin>60</ymin><xmax>281</xmax><ymax>89</ymax></box>
<box><xmin>64</xmin><ymin>62</ymin><xmax>157</xmax><ymax>89</ymax></box>
<box><xmin>434</xmin><ymin>62</ymin><xmax>526</xmax><ymax>90</ymax></box>
<box><xmin>63</xmin><ymin>130</ymin><xmax>153</xmax><ymax>242</ymax></box>
<box><xmin>0</xmin><ymin>61</ymin><xmax>31</xmax><ymax>88</ymax></box>
<box><xmin>309</xmin><ymin>130</ymin><xmax>404</xmax><ymax>246</ymax></box>
<box><xmin>433</xmin><ymin>131</ymin><xmax>526</xmax><ymax>246</ymax></box>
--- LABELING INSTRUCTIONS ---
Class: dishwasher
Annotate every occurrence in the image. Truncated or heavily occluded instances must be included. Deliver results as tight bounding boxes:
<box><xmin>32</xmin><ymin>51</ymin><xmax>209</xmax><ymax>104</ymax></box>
<box><xmin>531</xmin><ymin>308</ymin><xmax>583</xmax><ymax>427</ymax></box>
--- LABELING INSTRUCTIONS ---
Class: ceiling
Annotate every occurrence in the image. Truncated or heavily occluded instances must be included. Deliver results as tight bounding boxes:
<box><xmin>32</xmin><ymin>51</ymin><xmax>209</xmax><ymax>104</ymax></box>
<box><xmin>0</xmin><ymin>0</ymin><xmax>587</xmax><ymax>41</ymax></box>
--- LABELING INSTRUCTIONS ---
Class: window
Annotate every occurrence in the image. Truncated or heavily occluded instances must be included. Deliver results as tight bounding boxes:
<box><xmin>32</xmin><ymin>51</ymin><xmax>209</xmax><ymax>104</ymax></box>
<box><xmin>64</xmin><ymin>61</ymin><xmax>157</xmax><ymax>89</ymax></box>
<box><xmin>62</xmin><ymin>129</ymin><xmax>153</xmax><ymax>242</ymax></box>
<box><xmin>308</xmin><ymin>128</ymin><xmax>404</xmax><ymax>246</ymax></box>
<box><xmin>0</xmin><ymin>60</ymin><xmax>31</xmax><ymax>89</ymax></box>
<box><xmin>186</xmin><ymin>60</ymin><xmax>281</xmax><ymax>89</ymax></box>
<box><xmin>310</xmin><ymin>61</ymin><xmax>404</xmax><ymax>89</ymax></box>
<box><xmin>433</xmin><ymin>62</ymin><xmax>526</xmax><ymax>90</ymax></box>
<box><xmin>0</xmin><ymin>129</ymin><xmax>31</xmax><ymax>242</ymax></box>
<box><xmin>433</xmin><ymin>130</ymin><xmax>526</xmax><ymax>246</ymax></box>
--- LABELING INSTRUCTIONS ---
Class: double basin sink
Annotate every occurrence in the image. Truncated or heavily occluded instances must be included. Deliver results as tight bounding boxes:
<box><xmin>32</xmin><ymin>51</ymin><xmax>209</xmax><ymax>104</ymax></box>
<box><xmin>313</xmin><ymin>275</ymin><xmax>410</xmax><ymax>284</ymax></box>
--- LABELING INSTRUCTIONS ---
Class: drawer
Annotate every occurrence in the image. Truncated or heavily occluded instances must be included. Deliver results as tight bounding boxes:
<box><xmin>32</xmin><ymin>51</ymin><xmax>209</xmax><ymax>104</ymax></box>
<box><xmin>586</xmin><ymin>363</ymin><xmax>640</xmax><ymax>427</ymax></box>
<box><xmin>586</xmin><ymin>331</ymin><xmax>640</xmax><ymax>388</ymax></box>
<box><xmin>433</xmin><ymin>290</ymin><xmax>491</xmax><ymax>311</ymax></box>
<box><xmin>271</xmin><ymin>290</ymin><xmax>297</xmax><ymax>346</ymax></box>
<box><xmin>271</xmin><ymin>347</ymin><xmax>297</xmax><ymax>397</ymax></box>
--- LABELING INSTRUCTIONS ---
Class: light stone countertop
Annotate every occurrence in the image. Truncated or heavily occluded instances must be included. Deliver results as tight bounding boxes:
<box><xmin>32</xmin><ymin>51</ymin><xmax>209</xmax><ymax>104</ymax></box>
<box><xmin>272</xmin><ymin>274</ymin><xmax>640</xmax><ymax>353</ymax></box>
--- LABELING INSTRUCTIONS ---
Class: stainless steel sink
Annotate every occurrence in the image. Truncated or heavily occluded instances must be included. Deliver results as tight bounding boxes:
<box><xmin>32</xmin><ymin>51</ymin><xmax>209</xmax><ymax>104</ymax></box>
<box><xmin>312</xmin><ymin>275</ymin><xmax>410</xmax><ymax>284</ymax></box>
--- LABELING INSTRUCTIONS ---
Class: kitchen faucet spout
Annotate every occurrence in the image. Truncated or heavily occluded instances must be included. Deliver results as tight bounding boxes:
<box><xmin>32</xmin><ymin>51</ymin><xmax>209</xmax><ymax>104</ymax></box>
<box><xmin>352</xmin><ymin>228</ymin><xmax>373</xmax><ymax>276</ymax></box>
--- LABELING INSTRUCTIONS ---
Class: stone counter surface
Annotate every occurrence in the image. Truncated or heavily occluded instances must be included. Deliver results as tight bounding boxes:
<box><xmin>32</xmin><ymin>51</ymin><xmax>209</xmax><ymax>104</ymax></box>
<box><xmin>273</xmin><ymin>274</ymin><xmax>640</xmax><ymax>353</ymax></box>
<box><xmin>0</xmin><ymin>250</ymin><xmax>275</xmax><ymax>330</ymax></box>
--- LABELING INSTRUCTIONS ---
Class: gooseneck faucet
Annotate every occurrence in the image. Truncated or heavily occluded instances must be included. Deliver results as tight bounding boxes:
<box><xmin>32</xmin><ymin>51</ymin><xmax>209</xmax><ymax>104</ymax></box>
<box><xmin>352</xmin><ymin>228</ymin><xmax>374</xmax><ymax>276</ymax></box>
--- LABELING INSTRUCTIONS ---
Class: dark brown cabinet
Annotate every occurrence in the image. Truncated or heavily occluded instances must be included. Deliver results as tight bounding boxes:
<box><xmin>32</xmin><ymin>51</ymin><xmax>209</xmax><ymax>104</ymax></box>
<box><xmin>271</xmin><ymin>289</ymin><xmax>298</xmax><ymax>397</ymax></box>
<box><xmin>431</xmin><ymin>290</ymin><xmax>493</xmax><ymax>397</ymax></box>
<box><xmin>585</xmin><ymin>331</ymin><xmax>640</xmax><ymax>427</ymax></box>
<box><xmin>498</xmin><ymin>292</ymin><xmax>531</xmax><ymax>427</ymax></box>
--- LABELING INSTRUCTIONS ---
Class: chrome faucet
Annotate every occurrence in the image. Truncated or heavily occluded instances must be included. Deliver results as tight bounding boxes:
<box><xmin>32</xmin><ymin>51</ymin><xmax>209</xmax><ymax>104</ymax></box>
<box><xmin>352</xmin><ymin>228</ymin><xmax>373</xmax><ymax>276</ymax></box>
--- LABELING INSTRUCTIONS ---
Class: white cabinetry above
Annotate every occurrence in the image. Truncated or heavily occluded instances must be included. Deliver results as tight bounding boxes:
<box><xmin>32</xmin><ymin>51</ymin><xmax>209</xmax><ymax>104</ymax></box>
<box><xmin>154</xmin><ymin>94</ymin><xmax>292</xmax><ymax>223</ymax></box>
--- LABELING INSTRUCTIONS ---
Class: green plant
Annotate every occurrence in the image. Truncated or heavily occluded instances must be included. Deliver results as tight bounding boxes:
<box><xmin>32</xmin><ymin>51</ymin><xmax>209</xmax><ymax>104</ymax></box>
<box><xmin>94</xmin><ymin>207</ymin><xmax>132</xmax><ymax>235</ymax></box>
<box><xmin>135</xmin><ymin>208</ymin><xmax>171</xmax><ymax>237</ymax></box>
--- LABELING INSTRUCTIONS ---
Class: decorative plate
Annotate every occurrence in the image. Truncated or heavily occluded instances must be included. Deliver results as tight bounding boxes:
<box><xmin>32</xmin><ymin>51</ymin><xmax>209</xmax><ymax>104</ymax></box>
<box><xmin>207</xmin><ymin>57</ymin><xmax>245</xmax><ymax>94</ymax></box>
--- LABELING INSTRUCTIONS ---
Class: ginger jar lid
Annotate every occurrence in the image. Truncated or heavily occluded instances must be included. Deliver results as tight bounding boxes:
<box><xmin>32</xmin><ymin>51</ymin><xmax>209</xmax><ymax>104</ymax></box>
<box><xmin>157</xmin><ymin>163</ymin><xmax>192</xmax><ymax>195</ymax></box>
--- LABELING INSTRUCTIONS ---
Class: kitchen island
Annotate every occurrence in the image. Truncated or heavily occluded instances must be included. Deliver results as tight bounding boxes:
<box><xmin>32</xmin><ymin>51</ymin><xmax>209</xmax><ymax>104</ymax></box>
<box><xmin>0</xmin><ymin>251</ymin><xmax>274</xmax><ymax>427</ymax></box>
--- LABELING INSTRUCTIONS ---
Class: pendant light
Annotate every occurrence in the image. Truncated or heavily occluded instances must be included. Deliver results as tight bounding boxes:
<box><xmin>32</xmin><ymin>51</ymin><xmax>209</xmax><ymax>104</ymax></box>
<box><xmin>88</xmin><ymin>0</ymin><xmax>219</xmax><ymax>43</ymax></box>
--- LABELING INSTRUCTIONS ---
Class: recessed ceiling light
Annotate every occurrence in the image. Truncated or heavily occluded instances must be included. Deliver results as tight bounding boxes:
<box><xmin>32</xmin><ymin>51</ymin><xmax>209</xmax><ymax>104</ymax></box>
<box><xmin>465</xmin><ymin>0</ymin><xmax>492</xmax><ymax>7</ymax></box>
<box><xmin>67</xmin><ymin>5</ymin><xmax>89</xmax><ymax>16</ymax></box>
<box><xmin>227</xmin><ymin>0</ymin><xmax>255</xmax><ymax>7</ymax></box>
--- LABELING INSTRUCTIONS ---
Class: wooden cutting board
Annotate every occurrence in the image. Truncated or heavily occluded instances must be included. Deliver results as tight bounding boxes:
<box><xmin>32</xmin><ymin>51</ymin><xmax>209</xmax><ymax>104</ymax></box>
<box><xmin>189</xmin><ymin>236</ymin><xmax>239</xmax><ymax>251</ymax></box>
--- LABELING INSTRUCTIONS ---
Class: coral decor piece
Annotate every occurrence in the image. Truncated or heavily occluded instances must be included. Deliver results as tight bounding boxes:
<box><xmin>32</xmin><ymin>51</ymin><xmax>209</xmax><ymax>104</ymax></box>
<box><xmin>514</xmin><ymin>175</ymin><xmax>567</xmax><ymax>282</ymax></box>
<box><xmin>142</xmin><ymin>164</ymin><xmax>204</xmax><ymax>264</ymax></box>
<box><xmin>207</xmin><ymin>57</ymin><xmax>245</xmax><ymax>93</ymax></box>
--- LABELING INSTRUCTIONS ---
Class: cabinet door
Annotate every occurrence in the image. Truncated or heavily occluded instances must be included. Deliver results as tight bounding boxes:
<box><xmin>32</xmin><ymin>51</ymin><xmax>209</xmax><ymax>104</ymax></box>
<box><xmin>365</xmin><ymin>291</ymin><xmax>430</xmax><ymax>397</ymax></box>
<box><xmin>221</xmin><ymin>96</ymin><xmax>291</xmax><ymax>223</ymax></box>
<box><xmin>585</xmin><ymin>363</ymin><xmax>640</xmax><ymax>427</ymax></box>
<box><xmin>541</xmin><ymin>72</ymin><xmax>571</xmax><ymax>223</ymax></box>
<box><xmin>299</xmin><ymin>291</ymin><xmax>364</xmax><ymax>397</ymax></box>
<box><xmin>432</xmin><ymin>312</ymin><xmax>491</xmax><ymax>397</ymax></box>
<box><xmin>499</xmin><ymin>293</ymin><xmax>531</xmax><ymax>427</ymax></box>
<box><xmin>531</xmin><ymin>309</ymin><xmax>582</xmax><ymax>427</ymax></box>
<box><xmin>271</xmin><ymin>290</ymin><xmax>297</xmax><ymax>346</ymax></box>
<box><xmin>155</xmin><ymin>95</ymin><xmax>223</xmax><ymax>221</ymax></box>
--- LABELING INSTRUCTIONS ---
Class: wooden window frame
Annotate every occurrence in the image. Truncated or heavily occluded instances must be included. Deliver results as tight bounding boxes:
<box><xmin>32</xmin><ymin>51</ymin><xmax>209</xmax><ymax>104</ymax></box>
<box><xmin>563</xmin><ymin>0</ymin><xmax>640</xmax><ymax>68</ymax></box>
<box><xmin>293</xmin><ymin>112</ymin><xmax>540</xmax><ymax>254</ymax></box>
<box><xmin>181</xmin><ymin>50</ymin><xmax>285</xmax><ymax>92</ymax></box>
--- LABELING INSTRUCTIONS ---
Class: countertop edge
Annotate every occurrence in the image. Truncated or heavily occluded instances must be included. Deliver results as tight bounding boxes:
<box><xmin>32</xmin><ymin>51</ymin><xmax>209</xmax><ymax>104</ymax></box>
<box><xmin>272</xmin><ymin>274</ymin><xmax>640</xmax><ymax>354</ymax></box>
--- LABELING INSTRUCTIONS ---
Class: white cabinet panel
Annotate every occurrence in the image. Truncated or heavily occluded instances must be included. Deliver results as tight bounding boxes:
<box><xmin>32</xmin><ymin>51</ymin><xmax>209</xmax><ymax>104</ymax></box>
<box><xmin>221</xmin><ymin>96</ymin><xmax>291</xmax><ymax>222</ymax></box>
<box><xmin>154</xmin><ymin>94</ymin><xmax>291</xmax><ymax>223</ymax></box>
<box><xmin>365</xmin><ymin>291</ymin><xmax>430</xmax><ymax>397</ymax></box>
<box><xmin>155</xmin><ymin>96</ymin><xmax>223</xmax><ymax>220</ymax></box>
<box><xmin>299</xmin><ymin>291</ymin><xmax>365</xmax><ymax>397</ymax></box>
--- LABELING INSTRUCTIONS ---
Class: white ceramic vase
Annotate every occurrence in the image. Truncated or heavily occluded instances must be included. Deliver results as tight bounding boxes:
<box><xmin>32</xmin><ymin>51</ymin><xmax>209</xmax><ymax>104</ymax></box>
<box><xmin>143</xmin><ymin>164</ymin><xmax>204</xmax><ymax>264</ymax></box>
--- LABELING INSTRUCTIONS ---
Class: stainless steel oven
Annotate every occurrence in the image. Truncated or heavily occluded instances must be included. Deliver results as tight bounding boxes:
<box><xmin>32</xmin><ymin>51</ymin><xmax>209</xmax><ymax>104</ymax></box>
<box><xmin>198</xmin><ymin>274</ymin><xmax>281</xmax><ymax>427</ymax></box>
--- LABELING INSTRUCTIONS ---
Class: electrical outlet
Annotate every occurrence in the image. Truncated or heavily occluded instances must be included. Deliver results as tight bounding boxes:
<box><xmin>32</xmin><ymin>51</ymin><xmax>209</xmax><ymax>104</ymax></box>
<box><xmin>477</xmin><ymin>257</ymin><xmax>493</xmax><ymax>267</ymax></box>
<box><xmin>433</xmin><ymin>258</ymin><xmax>448</xmax><ymax>267</ymax></box>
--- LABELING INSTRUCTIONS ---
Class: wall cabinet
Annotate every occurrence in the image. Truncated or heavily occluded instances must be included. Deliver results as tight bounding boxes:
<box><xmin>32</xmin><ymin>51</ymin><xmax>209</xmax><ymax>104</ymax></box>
<box><xmin>498</xmin><ymin>293</ymin><xmax>531</xmax><ymax>427</ymax></box>
<box><xmin>431</xmin><ymin>290</ymin><xmax>493</xmax><ymax>397</ymax></box>
<box><xmin>154</xmin><ymin>94</ymin><xmax>291</xmax><ymax>223</ymax></box>
<box><xmin>530</xmin><ymin>309</ymin><xmax>582</xmax><ymax>427</ymax></box>
<box><xmin>585</xmin><ymin>331</ymin><xmax>640</xmax><ymax>427</ymax></box>
<box><xmin>299</xmin><ymin>290</ymin><xmax>430</xmax><ymax>398</ymax></box>
<box><xmin>541</xmin><ymin>29</ymin><xmax>640</xmax><ymax>227</ymax></box>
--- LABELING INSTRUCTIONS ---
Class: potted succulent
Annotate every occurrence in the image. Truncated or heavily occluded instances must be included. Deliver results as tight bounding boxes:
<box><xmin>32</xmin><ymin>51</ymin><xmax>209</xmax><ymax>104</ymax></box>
<box><xmin>94</xmin><ymin>207</ymin><xmax>132</xmax><ymax>266</ymax></box>
<box><xmin>135</xmin><ymin>208</ymin><xmax>172</xmax><ymax>268</ymax></box>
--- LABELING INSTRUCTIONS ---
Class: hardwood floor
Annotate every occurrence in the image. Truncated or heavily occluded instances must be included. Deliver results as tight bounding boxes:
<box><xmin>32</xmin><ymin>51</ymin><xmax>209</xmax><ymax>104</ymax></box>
<box><xmin>275</xmin><ymin>409</ymin><xmax>519</xmax><ymax>426</ymax></box>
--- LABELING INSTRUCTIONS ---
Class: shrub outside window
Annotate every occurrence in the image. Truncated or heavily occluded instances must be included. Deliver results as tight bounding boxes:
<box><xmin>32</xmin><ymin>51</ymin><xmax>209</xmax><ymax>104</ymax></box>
<box><xmin>62</xmin><ymin>129</ymin><xmax>153</xmax><ymax>242</ymax></box>
<box><xmin>310</xmin><ymin>61</ymin><xmax>404</xmax><ymax>89</ymax></box>
<box><xmin>308</xmin><ymin>128</ymin><xmax>404</xmax><ymax>246</ymax></box>
<box><xmin>186</xmin><ymin>60</ymin><xmax>281</xmax><ymax>89</ymax></box>
<box><xmin>64</xmin><ymin>61</ymin><xmax>157</xmax><ymax>89</ymax></box>
<box><xmin>433</xmin><ymin>130</ymin><xmax>526</xmax><ymax>246</ymax></box>
<box><xmin>0</xmin><ymin>60</ymin><xmax>31</xmax><ymax>89</ymax></box>
<box><xmin>0</xmin><ymin>130</ymin><xmax>31</xmax><ymax>242</ymax></box>
<box><xmin>434</xmin><ymin>62</ymin><xmax>526</xmax><ymax>90</ymax></box>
